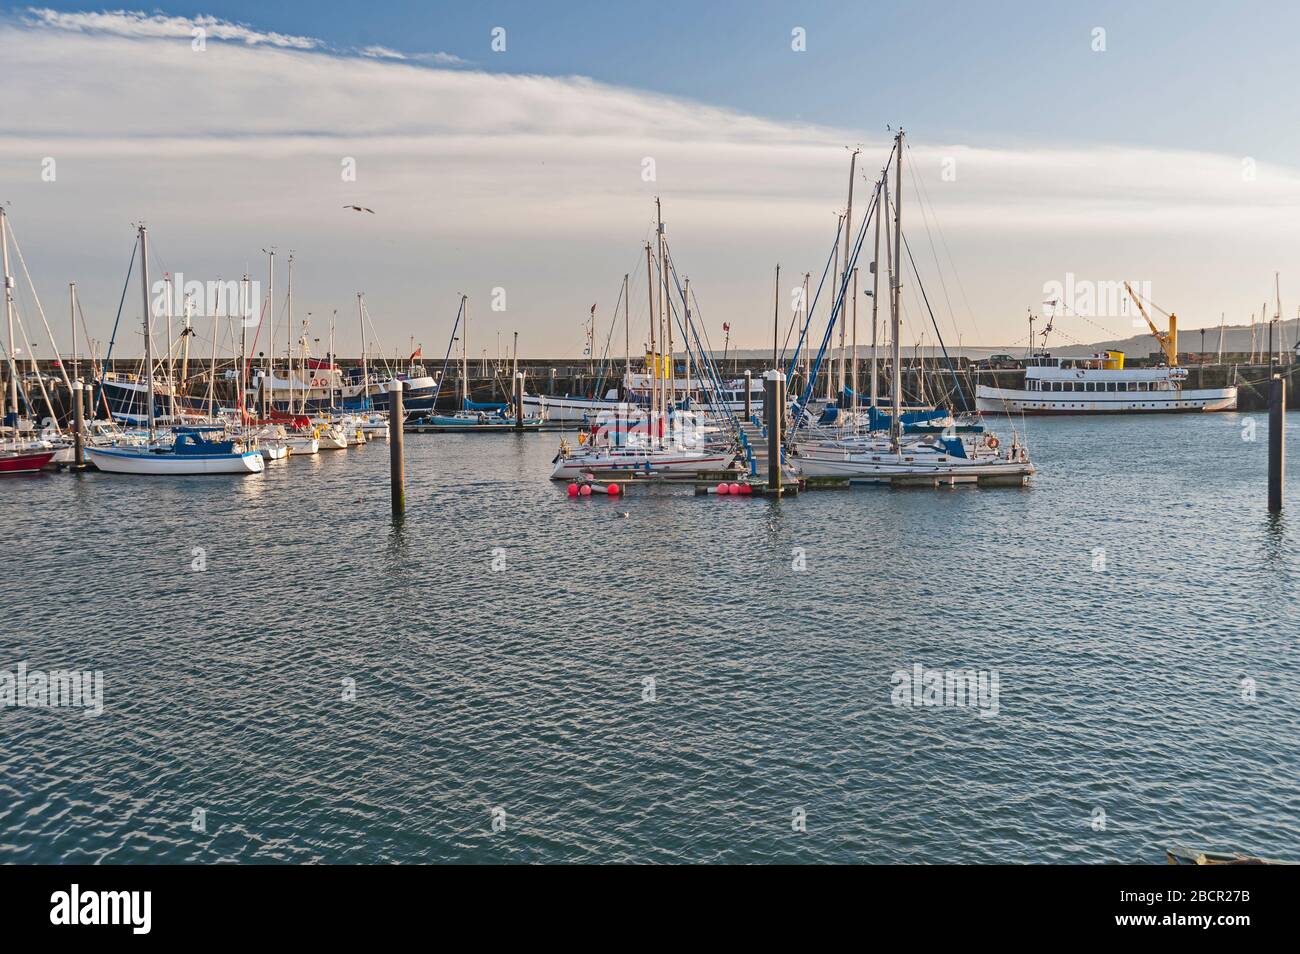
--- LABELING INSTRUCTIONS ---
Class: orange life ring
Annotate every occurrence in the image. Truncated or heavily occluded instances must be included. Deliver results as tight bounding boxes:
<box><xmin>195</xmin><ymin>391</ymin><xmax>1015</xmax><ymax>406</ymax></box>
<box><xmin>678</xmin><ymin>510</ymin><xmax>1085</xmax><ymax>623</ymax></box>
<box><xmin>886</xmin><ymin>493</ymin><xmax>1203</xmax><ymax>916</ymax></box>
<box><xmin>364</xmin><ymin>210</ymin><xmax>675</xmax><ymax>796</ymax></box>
<box><xmin>986</xmin><ymin>435</ymin><xmax>1000</xmax><ymax>449</ymax></box>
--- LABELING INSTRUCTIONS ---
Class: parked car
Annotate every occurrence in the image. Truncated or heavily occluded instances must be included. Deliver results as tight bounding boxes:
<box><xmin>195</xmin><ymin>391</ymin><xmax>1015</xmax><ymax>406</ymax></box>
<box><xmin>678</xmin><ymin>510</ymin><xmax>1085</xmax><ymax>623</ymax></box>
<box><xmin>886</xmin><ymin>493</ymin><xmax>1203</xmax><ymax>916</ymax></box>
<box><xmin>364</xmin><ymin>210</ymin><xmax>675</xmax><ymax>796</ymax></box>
<box><xmin>978</xmin><ymin>354</ymin><xmax>1019</xmax><ymax>370</ymax></box>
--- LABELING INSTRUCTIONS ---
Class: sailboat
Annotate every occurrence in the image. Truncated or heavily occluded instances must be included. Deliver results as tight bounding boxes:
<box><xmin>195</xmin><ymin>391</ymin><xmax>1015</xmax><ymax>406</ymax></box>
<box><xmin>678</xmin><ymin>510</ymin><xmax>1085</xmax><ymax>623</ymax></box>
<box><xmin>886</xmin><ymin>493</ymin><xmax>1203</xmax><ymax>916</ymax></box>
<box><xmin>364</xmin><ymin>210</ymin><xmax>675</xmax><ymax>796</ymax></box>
<box><xmin>788</xmin><ymin>130</ymin><xmax>1035</xmax><ymax>486</ymax></box>
<box><xmin>86</xmin><ymin>225</ymin><xmax>264</xmax><ymax>476</ymax></box>
<box><xmin>407</xmin><ymin>295</ymin><xmax>543</xmax><ymax>431</ymax></box>
<box><xmin>549</xmin><ymin>199</ymin><xmax>737</xmax><ymax>479</ymax></box>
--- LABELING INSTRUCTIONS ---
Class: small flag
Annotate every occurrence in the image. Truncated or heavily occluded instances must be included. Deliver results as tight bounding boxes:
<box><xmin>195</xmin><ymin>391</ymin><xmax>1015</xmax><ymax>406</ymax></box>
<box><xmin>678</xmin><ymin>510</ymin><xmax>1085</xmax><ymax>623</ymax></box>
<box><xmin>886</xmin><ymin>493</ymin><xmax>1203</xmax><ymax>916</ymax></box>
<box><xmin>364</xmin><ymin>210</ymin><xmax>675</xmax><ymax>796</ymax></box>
<box><xmin>723</xmin><ymin>323</ymin><xmax>730</xmax><ymax>333</ymax></box>
<box><xmin>590</xmin><ymin>304</ymin><xmax>597</xmax><ymax>315</ymax></box>
<box><xmin>409</xmin><ymin>346</ymin><xmax>422</xmax><ymax>360</ymax></box>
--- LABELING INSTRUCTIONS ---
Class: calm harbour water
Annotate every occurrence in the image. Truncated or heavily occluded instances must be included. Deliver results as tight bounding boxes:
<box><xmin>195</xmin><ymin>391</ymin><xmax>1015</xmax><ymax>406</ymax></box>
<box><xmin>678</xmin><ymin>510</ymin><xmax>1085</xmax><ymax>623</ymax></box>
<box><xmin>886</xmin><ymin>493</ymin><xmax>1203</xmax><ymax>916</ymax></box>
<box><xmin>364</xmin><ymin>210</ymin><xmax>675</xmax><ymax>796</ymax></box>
<box><xmin>2</xmin><ymin>411</ymin><xmax>1298</xmax><ymax>864</ymax></box>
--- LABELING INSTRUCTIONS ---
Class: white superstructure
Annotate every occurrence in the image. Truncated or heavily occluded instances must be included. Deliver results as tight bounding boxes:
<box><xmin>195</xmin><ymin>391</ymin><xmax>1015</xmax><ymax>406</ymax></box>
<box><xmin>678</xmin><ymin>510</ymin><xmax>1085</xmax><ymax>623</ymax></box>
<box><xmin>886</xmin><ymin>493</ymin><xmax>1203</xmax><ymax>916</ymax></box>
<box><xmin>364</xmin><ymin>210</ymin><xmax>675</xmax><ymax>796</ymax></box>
<box><xmin>976</xmin><ymin>352</ymin><xmax>1236</xmax><ymax>415</ymax></box>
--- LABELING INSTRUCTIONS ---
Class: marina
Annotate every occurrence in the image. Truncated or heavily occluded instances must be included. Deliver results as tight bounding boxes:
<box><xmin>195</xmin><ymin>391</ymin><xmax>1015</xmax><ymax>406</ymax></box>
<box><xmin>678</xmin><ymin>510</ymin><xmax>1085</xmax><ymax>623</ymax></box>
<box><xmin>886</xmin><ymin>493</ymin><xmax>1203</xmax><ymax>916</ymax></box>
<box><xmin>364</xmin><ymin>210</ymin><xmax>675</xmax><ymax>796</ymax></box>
<box><xmin>1</xmin><ymin>2</ymin><xmax>1297</xmax><ymax>908</ymax></box>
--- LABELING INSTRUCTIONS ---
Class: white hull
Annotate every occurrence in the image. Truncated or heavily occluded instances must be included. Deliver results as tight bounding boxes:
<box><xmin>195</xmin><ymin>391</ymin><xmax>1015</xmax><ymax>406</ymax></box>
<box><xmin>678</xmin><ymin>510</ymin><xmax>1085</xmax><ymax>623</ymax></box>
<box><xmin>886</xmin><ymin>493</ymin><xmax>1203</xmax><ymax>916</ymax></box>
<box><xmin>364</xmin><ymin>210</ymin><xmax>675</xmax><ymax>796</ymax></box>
<box><xmin>85</xmin><ymin>447</ymin><xmax>264</xmax><ymax>475</ymax></box>
<box><xmin>794</xmin><ymin>449</ymin><xmax>1034</xmax><ymax>484</ymax></box>
<box><xmin>551</xmin><ymin>449</ymin><xmax>736</xmax><ymax>480</ymax></box>
<box><xmin>976</xmin><ymin>384</ymin><xmax>1237</xmax><ymax>414</ymax></box>
<box><xmin>285</xmin><ymin>437</ymin><xmax>319</xmax><ymax>455</ymax></box>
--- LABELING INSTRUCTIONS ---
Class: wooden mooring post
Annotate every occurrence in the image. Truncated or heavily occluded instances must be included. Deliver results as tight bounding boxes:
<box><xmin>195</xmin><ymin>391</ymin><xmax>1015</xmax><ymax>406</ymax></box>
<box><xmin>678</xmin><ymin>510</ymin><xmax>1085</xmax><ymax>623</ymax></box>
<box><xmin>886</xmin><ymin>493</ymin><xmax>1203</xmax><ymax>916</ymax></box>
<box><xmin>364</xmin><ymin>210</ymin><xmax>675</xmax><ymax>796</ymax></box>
<box><xmin>389</xmin><ymin>379</ymin><xmax>405</xmax><ymax>518</ymax></box>
<box><xmin>1269</xmin><ymin>374</ymin><xmax>1285</xmax><ymax>512</ymax></box>
<box><xmin>513</xmin><ymin>371</ymin><xmax>524</xmax><ymax>430</ymax></box>
<box><xmin>764</xmin><ymin>369</ymin><xmax>785</xmax><ymax>492</ymax></box>
<box><xmin>71</xmin><ymin>379</ymin><xmax>85</xmax><ymax>470</ymax></box>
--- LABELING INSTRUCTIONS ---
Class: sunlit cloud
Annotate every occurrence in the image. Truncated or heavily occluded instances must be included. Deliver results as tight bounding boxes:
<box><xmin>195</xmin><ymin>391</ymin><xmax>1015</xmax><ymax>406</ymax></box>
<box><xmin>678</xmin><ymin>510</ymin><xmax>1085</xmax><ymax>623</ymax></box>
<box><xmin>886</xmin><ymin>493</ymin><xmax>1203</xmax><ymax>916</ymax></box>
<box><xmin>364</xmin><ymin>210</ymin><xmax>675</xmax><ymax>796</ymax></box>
<box><xmin>2</xmin><ymin>10</ymin><xmax>1296</xmax><ymax>355</ymax></box>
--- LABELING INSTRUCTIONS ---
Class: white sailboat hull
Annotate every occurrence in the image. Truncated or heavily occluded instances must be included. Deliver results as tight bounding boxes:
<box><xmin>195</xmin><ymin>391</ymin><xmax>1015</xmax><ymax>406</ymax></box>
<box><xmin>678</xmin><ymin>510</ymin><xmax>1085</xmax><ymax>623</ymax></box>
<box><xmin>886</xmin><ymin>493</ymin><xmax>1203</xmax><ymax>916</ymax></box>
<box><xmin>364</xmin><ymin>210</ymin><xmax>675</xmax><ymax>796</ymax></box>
<box><xmin>551</xmin><ymin>449</ymin><xmax>735</xmax><ymax>480</ymax></box>
<box><xmin>85</xmin><ymin>447</ymin><xmax>265</xmax><ymax>475</ymax></box>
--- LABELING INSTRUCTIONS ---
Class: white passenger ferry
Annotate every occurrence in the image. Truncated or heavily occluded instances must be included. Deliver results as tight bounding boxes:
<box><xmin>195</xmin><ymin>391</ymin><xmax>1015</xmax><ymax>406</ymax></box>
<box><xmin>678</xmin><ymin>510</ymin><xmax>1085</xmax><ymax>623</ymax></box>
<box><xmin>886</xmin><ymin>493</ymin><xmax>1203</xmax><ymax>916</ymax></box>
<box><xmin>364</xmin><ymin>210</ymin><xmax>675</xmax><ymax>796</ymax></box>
<box><xmin>976</xmin><ymin>351</ymin><xmax>1237</xmax><ymax>415</ymax></box>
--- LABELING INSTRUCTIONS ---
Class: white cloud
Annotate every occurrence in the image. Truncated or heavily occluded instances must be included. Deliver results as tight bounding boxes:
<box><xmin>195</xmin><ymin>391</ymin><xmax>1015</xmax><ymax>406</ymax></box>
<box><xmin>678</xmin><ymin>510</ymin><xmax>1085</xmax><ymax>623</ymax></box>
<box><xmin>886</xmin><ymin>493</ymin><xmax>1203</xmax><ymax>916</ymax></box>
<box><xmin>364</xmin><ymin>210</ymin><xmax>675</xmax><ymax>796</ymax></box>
<box><xmin>1</xmin><ymin>12</ymin><xmax>1297</xmax><ymax>356</ymax></box>
<box><xmin>24</xmin><ymin>7</ymin><xmax>320</xmax><ymax>49</ymax></box>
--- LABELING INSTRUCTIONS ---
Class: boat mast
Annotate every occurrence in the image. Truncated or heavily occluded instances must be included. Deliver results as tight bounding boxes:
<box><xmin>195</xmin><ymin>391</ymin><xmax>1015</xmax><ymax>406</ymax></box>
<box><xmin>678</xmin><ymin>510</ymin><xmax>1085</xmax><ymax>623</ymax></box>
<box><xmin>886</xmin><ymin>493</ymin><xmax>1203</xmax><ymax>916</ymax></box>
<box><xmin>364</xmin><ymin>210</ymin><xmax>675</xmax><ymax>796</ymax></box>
<box><xmin>623</xmin><ymin>272</ymin><xmax>630</xmax><ymax>390</ymax></box>
<box><xmin>839</xmin><ymin>149</ymin><xmax>859</xmax><ymax>401</ymax></box>
<box><xmin>870</xmin><ymin>174</ymin><xmax>882</xmax><ymax>412</ymax></box>
<box><xmin>329</xmin><ymin>309</ymin><xmax>337</xmax><ymax>413</ymax></box>
<box><xmin>180</xmin><ymin>291</ymin><xmax>192</xmax><ymax>399</ymax></box>
<box><xmin>657</xmin><ymin>197</ymin><xmax>671</xmax><ymax>420</ymax></box>
<box><xmin>207</xmin><ymin>294</ymin><xmax>218</xmax><ymax>418</ymax></box>
<box><xmin>828</xmin><ymin>219</ymin><xmax>841</xmax><ymax>401</ymax></box>
<box><xmin>265</xmin><ymin>248</ymin><xmax>274</xmax><ymax>399</ymax></box>
<box><xmin>683</xmin><ymin>277</ymin><xmax>692</xmax><ymax>408</ymax></box>
<box><xmin>889</xmin><ymin>129</ymin><xmax>904</xmax><ymax>449</ymax></box>
<box><xmin>358</xmin><ymin>293</ymin><xmax>369</xmax><ymax>412</ymax></box>
<box><xmin>239</xmin><ymin>274</ymin><xmax>249</xmax><ymax>421</ymax></box>
<box><xmin>138</xmin><ymin>224</ymin><xmax>156</xmax><ymax>440</ymax></box>
<box><xmin>69</xmin><ymin>283</ymin><xmax>77</xmax><ymax>383</ymax></box>
<box><xmin>645</xmin><ymin>242</ymin><xmax>657</xmax><ymax>429</ymax></box>
<box><xmin>2</xmin><ymin>208</ymin><xmax>18</xmax><ymax>430</ymax></box>
<box><xmin>851</xmin><ymin>266</ymin><xmax>859</xmax><ymax>428</ymax></box>
<box><xmin>287</xmin><ymin>253</ymin><xmax>294</xmax><ymax>414</ymax></box>
<box><xmin>461</xmin><ymin>295</ymin><xmax>469</xmax><ymax>410</ymax></box>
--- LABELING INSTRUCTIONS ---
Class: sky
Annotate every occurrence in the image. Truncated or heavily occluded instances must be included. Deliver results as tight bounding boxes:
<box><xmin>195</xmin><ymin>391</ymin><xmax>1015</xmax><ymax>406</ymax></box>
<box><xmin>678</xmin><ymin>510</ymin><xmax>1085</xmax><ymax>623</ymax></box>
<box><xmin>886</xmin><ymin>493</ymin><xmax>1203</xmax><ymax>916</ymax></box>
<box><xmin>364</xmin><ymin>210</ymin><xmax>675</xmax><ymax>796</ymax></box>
<box><xmin>2</xmin><ymin>1</ymin><xmax>1299</xmax><ymax>360</ymax></box>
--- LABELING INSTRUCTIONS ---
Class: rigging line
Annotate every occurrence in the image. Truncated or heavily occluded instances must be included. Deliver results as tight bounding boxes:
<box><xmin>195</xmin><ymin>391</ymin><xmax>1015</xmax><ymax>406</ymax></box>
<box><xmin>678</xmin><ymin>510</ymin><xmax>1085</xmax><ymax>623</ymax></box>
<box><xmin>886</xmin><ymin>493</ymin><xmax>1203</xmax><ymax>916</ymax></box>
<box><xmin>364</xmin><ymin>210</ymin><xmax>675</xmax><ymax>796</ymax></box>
<box><xmin>904</xmin><ymin>148</ymin><xmax>964</xmax><ymax>351</ymax></box>
<box><xmin>96</xmin><ymin>235</ymin><xmax>140</xmax><ymax>418</ymax></box>
<box><xmin>431</xmin><ymin>296</ymin><xmax>465</xmax><ymax>408</ymax></box>
<box><xmin>904</xmin><ymin>140</ymin><xmax>980</xmax><ymax>343</ymax></box>
<box><xmin>894</xmin><ymin>192</ymin><xmax>963</xmax><ymax>408</ymax></box>
<box><xmin>7</xmin><ymin>219</ymin><xmax>73</xmax><ymax>392</ymax></box>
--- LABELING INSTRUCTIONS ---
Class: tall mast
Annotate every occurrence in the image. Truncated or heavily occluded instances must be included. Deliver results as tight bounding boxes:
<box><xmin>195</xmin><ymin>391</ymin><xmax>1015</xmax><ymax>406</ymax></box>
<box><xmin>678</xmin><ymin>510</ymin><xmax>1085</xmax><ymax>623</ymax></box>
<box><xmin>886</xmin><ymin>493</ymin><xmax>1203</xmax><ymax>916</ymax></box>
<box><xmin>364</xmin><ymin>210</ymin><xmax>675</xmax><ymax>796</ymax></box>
<box><xmin>180</xmin><ymin>291</ymin><xmax>193</xmax><ymax>396</ymax></box>
<box><xmin>889</xmin><ymin>130</ymin><xmax>904</xmax><ymax>449</ymax></box>
<box><xmin>358</xmin><ymin>293</ymin><xmax>369</xmax><ymax>412</ymax></box>
<box><xmin>329</xmin><ymin>309</ymin><xmax>337</xmax><ymax>413</ymax></box>
<box><xmin>645</xmin><ymin>243</ymin><xmax>657</xmax><ymax>428</ymax></box>
<box><xmin>870</xmin><ymin>175</ymin><xmax>882</xmax><ymax>412</ymax></box>
<box><xmin>239</xmin><ymin>274</ymin><xmax>249</xmax><ymax>421</ymax></box>
<box><xmin>839</xmin><ymin>148</ymin><xmax>859</xmax><ymax>400</ymax></box>
<box><xmin>2</xmin><ymin>209</ymin><xmax>18</xmax><ymax>429</ymax></box>
<box><xmin>207</xmin><ymin>293</ymin><xmax>219</xmax><ymax>418</ymax></box>
<box><xmin>683</xmin><ymin>277</ymin><xmax>692</xmax><ymax>407</ymax></box>
<box><xmin>139</xmin><ymin>224</ymin><xmax>156</xmax><ymax>439</ymax></box>
<box><xmin>851</xmin><ymin>266</ymin><xmax>859</xmax><ymax>427</ymax></box>
<box><xmin>623</xmin><ymin>272</ymin><xmax>630</xmax><ymax>387</ymax></box>
<box><xmin>657</xmin><ymin>197</ymin><xmax>671</xmax><ymax>418</ymax></box>
<box><xmin>265</xmin><ymin>249</ymin><xmax>274</xmax><ymax>390</ymax></box>
<box><xmin>68</xmin><ymin>282</ymin><xmax>78</xmax><ymax>383</ymax></box>
<box><xmin>287</xmin><ymin>253</ymin><xmax>294</xmax><ymax>413</ymax></box>
<box><xmin>461</xmin><ymin>295</ymin><xmax>469</xmax><ymax>409</ymax></box>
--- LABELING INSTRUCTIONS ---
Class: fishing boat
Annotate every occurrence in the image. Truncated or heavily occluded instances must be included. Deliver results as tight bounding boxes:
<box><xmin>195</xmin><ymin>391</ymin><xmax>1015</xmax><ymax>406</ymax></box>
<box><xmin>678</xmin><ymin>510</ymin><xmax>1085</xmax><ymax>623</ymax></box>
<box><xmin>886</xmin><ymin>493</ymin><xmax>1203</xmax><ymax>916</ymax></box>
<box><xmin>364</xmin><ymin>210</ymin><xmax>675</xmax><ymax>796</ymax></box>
<box><xmin>81</xmin><ymin>226</ymin><xmax>266</xmax><ymax>477</ymax></box>
<box><xmin>550</xmin><ymin>439</ymin><xmax>735</xmax><ymax>480</ymax></box>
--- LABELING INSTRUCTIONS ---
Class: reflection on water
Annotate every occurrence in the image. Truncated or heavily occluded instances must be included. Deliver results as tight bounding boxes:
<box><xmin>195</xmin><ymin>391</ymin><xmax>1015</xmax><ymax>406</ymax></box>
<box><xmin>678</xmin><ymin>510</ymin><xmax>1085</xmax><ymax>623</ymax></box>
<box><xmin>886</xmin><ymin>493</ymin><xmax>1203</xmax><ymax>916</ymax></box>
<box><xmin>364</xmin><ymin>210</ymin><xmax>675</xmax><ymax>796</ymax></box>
<box><xmin>1</xmin><ymin>412</ymin><xmax>1298</xmax><ymax>863</ymax></box>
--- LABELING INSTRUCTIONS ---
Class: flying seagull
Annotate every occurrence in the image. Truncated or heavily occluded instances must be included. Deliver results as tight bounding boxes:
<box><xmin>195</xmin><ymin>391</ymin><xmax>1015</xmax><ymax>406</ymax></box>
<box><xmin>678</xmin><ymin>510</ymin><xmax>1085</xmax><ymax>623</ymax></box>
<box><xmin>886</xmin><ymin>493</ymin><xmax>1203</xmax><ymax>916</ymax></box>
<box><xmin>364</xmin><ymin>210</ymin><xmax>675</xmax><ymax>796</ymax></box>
<box><xmin>343</xmin><ymin>205</ymin><xmax>375</xmax><ymax>214</ymax></box>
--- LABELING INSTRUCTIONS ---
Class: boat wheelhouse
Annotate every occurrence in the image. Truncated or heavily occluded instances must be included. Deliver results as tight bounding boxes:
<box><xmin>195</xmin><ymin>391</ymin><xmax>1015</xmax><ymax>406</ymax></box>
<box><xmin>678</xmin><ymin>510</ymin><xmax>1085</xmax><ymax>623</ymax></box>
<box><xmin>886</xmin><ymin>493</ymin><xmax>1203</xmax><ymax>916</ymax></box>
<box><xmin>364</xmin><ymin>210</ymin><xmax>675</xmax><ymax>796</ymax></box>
<box><xmin>975</xmin><ymin>351</ymin><xmax>1236</xmax><ymax>415</ymax></box>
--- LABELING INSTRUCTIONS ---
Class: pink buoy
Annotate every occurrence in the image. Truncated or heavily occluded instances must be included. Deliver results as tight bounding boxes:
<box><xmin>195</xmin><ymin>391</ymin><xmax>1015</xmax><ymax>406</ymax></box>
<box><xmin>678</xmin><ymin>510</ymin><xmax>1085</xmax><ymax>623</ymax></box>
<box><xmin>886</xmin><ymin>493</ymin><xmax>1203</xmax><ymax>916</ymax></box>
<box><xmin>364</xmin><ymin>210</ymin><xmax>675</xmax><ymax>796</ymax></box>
<box><xmin>715</xmin><ymin>482</ymin><xmax>730</xmax><ymax>495</ymax></box>
<box><xmin>567</xmin><ymin>483</ymin><xmax>579</xmax><ymax>497</ymax></box>
<box><xmin>607</xmin><ymin>482</ymin><xmax>621</xmax><ymax>495</ymax></box>
<box><xmin>738</xmin><ymin>483</ymin><xmax>753</xmax><ymax>495</ymax></box>
<box><xmin>579</xmin><ymin>484</ymin><xmax>592</xmax><ymax>496</ymax></box>
<box><xmin>728</xmin><ymin>483</ymin><xmax>742</xmax><ymax>495</ymax></box>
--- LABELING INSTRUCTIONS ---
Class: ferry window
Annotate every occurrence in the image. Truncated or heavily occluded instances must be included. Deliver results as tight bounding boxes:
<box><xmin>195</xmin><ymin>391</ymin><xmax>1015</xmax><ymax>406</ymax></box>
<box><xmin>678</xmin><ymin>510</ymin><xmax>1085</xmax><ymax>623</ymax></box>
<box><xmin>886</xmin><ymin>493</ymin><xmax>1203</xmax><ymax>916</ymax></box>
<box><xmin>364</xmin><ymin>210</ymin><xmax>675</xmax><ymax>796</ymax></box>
<box><xmin>1085</xmin><ymin>382</ymin><xmax>1095</xmax><ymax>392</ymax></box>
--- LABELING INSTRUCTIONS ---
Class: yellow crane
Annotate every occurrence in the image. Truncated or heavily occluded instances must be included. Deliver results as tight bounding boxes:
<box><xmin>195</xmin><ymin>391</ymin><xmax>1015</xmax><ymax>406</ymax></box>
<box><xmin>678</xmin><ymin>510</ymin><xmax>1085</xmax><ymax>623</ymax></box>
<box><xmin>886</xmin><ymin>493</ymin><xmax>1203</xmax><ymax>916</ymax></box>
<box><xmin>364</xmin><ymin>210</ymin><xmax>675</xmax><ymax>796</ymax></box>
<box><xmin>1124</xmin><ymin>281</ymin><xmax>1179</xmax><ymax>366</ymax></box>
